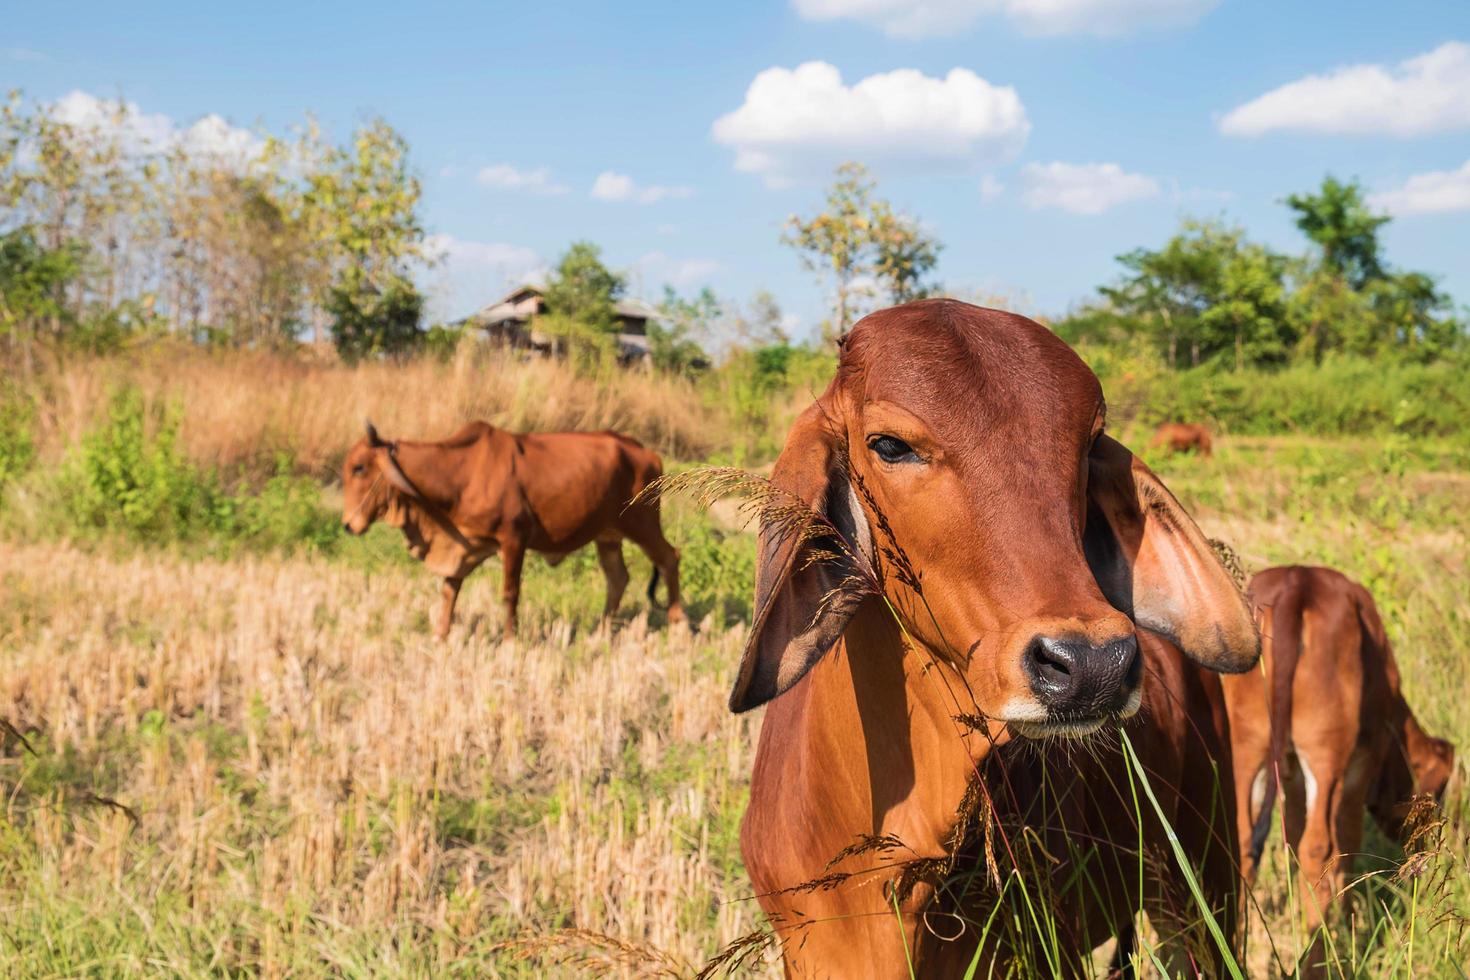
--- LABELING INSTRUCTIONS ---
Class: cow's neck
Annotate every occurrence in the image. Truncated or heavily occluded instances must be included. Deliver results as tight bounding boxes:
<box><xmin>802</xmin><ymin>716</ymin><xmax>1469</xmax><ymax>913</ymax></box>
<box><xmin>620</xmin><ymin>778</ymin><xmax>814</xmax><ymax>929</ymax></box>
<box><xmin>798</xmin><ymin>601</ymin><xmax>997</xmax><ymax>860</ymax></box>
<box><xmin>390</xmin><ymin>440</ymin><xmax>471</xmax><ymax>516</ymax></box>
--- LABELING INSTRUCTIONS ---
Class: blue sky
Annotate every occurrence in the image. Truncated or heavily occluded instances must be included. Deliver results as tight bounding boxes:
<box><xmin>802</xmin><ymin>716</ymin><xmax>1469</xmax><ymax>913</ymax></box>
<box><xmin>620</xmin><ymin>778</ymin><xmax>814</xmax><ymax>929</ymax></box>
<box><xmin>7</xmin><ymin>0</ymin><xmax>1470</xmax><ymax>338</ymax></box>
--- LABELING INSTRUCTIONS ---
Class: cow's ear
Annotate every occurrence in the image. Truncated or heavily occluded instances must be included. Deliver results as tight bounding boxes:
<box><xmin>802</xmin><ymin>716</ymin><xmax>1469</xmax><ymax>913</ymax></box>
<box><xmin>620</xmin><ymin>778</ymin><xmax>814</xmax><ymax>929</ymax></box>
<box><xmin>1084</xmin><ymin>433</ymin><xmax>1259</xmax><ymax>673</ymax></box>
<box><xmin>730</xmin><ymin>404</ymin><xmax>873</xmax><ymax>713</ymax></box>
<box><xmin>365</xmin><ymin>419</ymin><xmax>384</xmax><ymax>447</ymax></box>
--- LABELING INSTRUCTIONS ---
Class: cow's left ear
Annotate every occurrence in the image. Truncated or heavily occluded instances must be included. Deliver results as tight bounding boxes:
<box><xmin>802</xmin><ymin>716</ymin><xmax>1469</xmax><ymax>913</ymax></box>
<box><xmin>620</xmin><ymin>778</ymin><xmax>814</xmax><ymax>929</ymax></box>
<box><xmin>1083</xmin><ymin>433</ymin><xmax>1259</xmax><ymax>673</ymax></box>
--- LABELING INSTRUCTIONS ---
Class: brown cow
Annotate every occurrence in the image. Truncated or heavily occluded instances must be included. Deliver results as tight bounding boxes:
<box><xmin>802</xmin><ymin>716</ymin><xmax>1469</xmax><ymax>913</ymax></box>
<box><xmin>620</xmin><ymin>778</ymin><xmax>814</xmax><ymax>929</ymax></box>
<box><xmin>341</xmin><ymin>420</ymin><xmax>683</xmax><ymax>637</ymax></box>
<box><xmin>1151</xmin><ymin>422</ymin><xmax>1214</xmax><ymax>457</ymax></box>
<box><xmin>734</xmin><ymin>300</ymin><xmax>1259</xmax><ymax>977</ymax></box>
<box><xmin>1222</xmin><ymin>566</ymin><xmax>1455</xmax><ymax>977</ymax></box>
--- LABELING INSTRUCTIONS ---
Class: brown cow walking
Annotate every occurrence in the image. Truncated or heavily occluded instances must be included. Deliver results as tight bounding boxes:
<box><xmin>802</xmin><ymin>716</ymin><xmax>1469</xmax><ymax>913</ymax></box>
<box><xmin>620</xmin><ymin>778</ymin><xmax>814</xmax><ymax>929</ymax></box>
<box><xmin>733</xmin><ymin>299</ymin><xmax>1259</xmax><ymax>977</ymax></box>
<box><xmin>1223</xmin><ymin>566</ymin><xmax>1455</xmax><ymax>977</ymax></box>
<box><xmin>1151</xmin><ymin>422</ymin><xmax>1214</xmax><ymax>457</ymax></box>
<box><xmin>341</xmin><ymin>420</ymin><xmax>683</xmax><ymax>638</ymax></box>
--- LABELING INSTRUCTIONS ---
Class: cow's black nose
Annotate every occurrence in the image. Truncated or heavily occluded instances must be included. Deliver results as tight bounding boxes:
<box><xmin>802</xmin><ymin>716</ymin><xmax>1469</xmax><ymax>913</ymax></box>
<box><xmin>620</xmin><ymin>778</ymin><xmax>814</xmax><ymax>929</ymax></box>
<box><xmin>1025</xmin><ymin>633</ymin><xmax>1139</xmax><ymax>716</ymax></box>
<box><xmin>342</xmin><ymin>522</ymin><xmax>352</xmax><ymax>533</ymax></box>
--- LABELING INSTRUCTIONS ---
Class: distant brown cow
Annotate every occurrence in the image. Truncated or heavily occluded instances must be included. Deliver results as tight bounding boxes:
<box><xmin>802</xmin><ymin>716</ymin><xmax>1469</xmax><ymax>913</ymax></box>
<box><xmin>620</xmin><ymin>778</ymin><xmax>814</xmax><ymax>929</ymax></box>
<box><xmin>1151</xmin><ymin>422</ymin><xmax>1213</xmax><ymax>457</ymax></box>
<box><xmin>1223</xmin><ymin>566</ymin><xmax>1455</xmax><ymax>977</ymax></box>
<box><xmin>735</xmin><ymin>300</ymin><xmax>1259</xmax><ymax>976</ymax></box>
<box><xmin>341</xmin><ymin>421</ymin><xmax>683</xmax><ymax>637</ymax></box>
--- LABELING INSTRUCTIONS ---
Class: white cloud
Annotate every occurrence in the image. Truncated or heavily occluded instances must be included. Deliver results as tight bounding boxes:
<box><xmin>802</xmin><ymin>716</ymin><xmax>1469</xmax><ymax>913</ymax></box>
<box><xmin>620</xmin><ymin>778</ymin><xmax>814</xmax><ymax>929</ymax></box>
<box><xmin>713</xmin><ymin>62</ymin><xmax>1028</xmax><ymax>184</ymax></box>
<box><xmin>1219</xmin><ymin>41</ymin><xmax>1470</xmax><ymax>138</ymax></box>
<box><xmin>631</xmin><ymin>251</ymin><xmax>721</xmax><ymax>290</ymax></box>
<box><xmin>4</xmin><ymin>47</ymin><xmax>49</xmax><ymax>62</ymax></box>
<box><xmin>979</xmin><ymin>174</ymin><xmax>1005</xmax><ymax>200</ymax></box>
<box><xmin>791</xmin><ymin>0</ymin><xmax>1216</xmax><ymax>39</ymax></box>
<box><xmin>1020</xmin><ymin>161</ymin><xmax>1160</xmax><ymax>214</ymax></box>
<box><xmin>48</xmin><ymin>90</ymin><xmax>264</xmax><ymax>165</ymax></box>
<box><xmin>475</xmin><ymin>163</ymin><xmax>569</xmax><ymax>196</ymax></box>
<box><xmin>1370</xmin><ymin>160</ymin><xmax>1470</xmax><ymax>215</ymax></box>
<box><xmin>420</xmin><ymin>234</ymin><xmax>546</xmax><ymax>321</ymax></box>
<box><xmin>590</xmin><ymin>171</ymin><xmax>695</xmax><ymax>204</ymax></box>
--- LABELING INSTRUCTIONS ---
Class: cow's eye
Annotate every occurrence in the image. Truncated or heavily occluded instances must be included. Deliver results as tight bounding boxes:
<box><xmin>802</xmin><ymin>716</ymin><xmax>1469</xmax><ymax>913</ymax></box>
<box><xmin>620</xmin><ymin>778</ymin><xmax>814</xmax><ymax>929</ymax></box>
<box><xmin>352</xmin><ymin>464</ymin><xmax>367</xmax><ymax>477</ymax></box>
<box><xmin>868</xmin><ymin>435</ymin><xmax>921</xmax><ymax>464</ymax></box>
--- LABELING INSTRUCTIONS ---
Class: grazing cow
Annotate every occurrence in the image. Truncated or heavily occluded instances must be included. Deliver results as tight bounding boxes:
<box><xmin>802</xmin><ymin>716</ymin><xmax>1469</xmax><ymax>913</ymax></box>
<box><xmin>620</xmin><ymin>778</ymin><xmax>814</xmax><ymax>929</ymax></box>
<box><xmin>1222</xmin><ymin>566</ymin><xmax>1456</xmax><ymax>977</ymax></box>
<box><xmin>341</xmin><ymin>420</ymin><xmax>682</xmax><ymax>637</ymax></box>
<box><xmin>734</xmin><ymin>300</ymin><xmax>1259</xmax><ymax>977</ymax></box>
<box><xmin>1151</xmin><ymin>422</ymin><xmax>1214</xmax><ymax>457</ymax></box>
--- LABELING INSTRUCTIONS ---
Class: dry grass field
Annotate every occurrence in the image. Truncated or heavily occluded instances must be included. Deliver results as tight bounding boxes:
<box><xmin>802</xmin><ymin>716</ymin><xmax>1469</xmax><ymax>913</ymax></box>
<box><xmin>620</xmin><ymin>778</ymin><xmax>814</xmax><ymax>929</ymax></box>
<box><xmin>1</xmin><ymin>353</ymin><xmax>1467</xmax><ymax>977</ymax></box>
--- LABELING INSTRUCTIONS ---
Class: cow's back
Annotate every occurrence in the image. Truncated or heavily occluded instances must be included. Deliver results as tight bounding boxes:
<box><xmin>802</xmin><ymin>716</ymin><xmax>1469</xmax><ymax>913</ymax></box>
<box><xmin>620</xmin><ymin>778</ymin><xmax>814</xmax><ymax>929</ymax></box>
<box><xmin>512</xmin><ymin>430</ymin><xmax>661</xmax><ymax>549</ymax></box>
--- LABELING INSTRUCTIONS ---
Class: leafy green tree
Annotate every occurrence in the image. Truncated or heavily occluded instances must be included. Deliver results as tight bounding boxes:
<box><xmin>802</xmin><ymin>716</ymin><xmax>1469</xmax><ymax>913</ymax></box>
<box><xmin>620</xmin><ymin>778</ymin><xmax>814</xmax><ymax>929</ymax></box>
<box><xmin>871</xmin><ymin>200</ymin><xmax>940</xmax><ymax>303</ymax></box>
<box><xmin>544</xmin><ymin>241</ymin><xmax>626</xmax><ymax>332</ymax></box>
<box><xmin>0</xmin><ymin>226</ymin><xmax>83</xmax><ymax>371</ymax></box>
<box><xmin>305</xmin><ymin>119</ymin><xmax>427</xmax><ymax>359</ymax></box>
<box><xmin>1101</xmin><ymin>220</ymin><xmax>1293</xmax><ymax>369</ymax></box>
<box><xmin>324</xmin><ymin>279</ymin><xmax>424</xmax><ymax>361</ymax></box>
<box><xmin>1367</xmin><ymin>272</ymin><xmax>1463</xmax><ymax>360</ymax></box>
<box><xmin>1286</xmin><ymin>176</ymin><xmax>1388</xmax><ymax>290</ymax></box>
<box><xmin>650</xmin><ymin>285</ymin><xmax>715</xmax><ymax>373</ymax></box>
<box><xmin>783</xmin><ymin>162</ymin><xmax>940</xmax><ymax>337</ymax></box>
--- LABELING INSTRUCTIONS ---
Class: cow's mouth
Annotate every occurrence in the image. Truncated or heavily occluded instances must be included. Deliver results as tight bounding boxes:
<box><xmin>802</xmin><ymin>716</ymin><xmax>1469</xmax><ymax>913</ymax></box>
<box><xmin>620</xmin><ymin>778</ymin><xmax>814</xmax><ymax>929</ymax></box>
<box><xmin>1008</xmin><ymin>684</ymin><xmax>1142</xmax><ymax>740</ymax></box>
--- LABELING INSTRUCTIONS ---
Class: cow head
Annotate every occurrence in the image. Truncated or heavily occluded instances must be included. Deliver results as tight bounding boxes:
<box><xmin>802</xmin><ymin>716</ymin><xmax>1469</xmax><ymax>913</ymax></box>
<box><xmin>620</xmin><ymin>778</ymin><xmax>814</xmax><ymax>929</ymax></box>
<box><xmin>1371</xmin><ymin>710</ymin><xmax>1457</xmax><ymax>839</ymax></box>
<box><xmin>341</xmin><ymin>420</ymin><xmax>418</xmax><ymax>535</ymax></box>
<box><xmin>732</xmin><ymin>300</ymin><xmax>1259</xmax><ymax>738</ymax></box>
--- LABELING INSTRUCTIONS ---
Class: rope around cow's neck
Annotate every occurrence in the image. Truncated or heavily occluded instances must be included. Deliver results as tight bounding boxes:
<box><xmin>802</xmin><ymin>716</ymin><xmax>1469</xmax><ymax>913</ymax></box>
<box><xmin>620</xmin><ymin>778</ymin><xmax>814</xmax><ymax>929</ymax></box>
<box><xmin>376</xmin><ymin>443</ymin><xmax>478</xmax><ymax>552</ymax></box>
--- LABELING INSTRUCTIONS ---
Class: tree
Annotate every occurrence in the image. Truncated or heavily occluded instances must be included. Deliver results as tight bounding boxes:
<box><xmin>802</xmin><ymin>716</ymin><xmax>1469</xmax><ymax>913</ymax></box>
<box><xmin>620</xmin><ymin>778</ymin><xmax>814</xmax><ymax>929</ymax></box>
<box><xmin>0</xmin><ymin>226</ymin><xmax>83</xmax><ymax>371</ymax></box>
<box><xmin>543</xmin><ymin>241</ymin><xmax>625</xmax><ymax>331</ymax></box>
<box><xmin>783</xmin><ymin>162</ymin><xmax>940</xmax><ymax>338</ymax></box>
<box><xmin>650</xmin><ymin>286</ymin><xmax>714</xmax><ymax>373</ymax></box>
<box><xmin>1285</xmin><ymin>176</ymin><xmax>1388</xmax><ymax>290</ymax></box>
<box><xmin>871</xmin><ymin>199</ymin><xmax>940</xmax><ymax>303</ymax></box>
<box><xmin>306</xmin><ymin>119</ymin><xmax>428</xmax><ymax>359</ymax></box>
<box><xmin>1100</xmin><ymin>220</ymin><xmax>1293</xmax><ymax>369</ymax></box>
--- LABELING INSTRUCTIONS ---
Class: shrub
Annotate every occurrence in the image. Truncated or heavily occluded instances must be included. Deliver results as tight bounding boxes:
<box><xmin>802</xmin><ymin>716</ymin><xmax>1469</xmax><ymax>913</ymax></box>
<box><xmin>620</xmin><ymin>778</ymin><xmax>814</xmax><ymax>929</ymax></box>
<box><xmin>0</xmin><ymin>386</ymin><xmax>37</xmax><ymax>487</ymax></box>
<box><xmin>59</xmin><ymin>389</ymin><xmax>229</xmax><ymax>540</ymax></box>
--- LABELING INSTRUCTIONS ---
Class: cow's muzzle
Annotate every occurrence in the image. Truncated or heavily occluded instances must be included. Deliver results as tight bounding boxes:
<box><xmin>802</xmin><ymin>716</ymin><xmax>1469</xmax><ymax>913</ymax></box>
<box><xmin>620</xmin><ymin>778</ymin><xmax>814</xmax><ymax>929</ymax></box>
<box><xmin>1019</xmin><ymin>632</ymin><xmax>1141</xmax><ymax>734</ymax></box>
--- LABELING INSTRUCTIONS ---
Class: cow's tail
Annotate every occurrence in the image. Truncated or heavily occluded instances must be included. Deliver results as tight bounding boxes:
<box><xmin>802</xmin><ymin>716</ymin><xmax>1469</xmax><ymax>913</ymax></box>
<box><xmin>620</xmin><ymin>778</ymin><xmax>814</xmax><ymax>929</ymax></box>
<box><xmin>647</xmin><ymin>567</ymin><xmax>668</xmax><ymax>611</ymax></box>
<box><xmin>1249</xmin><ymin>581</ymin><xmax>1306</xmax><ymax>867</ymax></box>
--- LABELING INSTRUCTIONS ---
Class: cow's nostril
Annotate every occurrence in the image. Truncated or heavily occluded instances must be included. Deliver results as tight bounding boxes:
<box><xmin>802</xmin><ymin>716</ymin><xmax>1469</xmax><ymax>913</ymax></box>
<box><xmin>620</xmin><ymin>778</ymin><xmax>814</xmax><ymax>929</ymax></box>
<box><xmin>1026</xmin><ymin>633</ymin><xmax>1138</xmax><ymax>714</ymax></box>
<box><xmin>1026</xmin><ymin>637</ymin><xmax>1082</xmax><ymax>702</ymax></box>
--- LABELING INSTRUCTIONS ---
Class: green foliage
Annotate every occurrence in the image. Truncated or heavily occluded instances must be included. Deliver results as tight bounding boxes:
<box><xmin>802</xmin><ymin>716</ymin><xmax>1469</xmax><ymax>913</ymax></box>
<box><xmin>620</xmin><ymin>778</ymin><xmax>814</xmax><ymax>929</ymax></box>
<box><xmin>1091</xmin><ymin>350</ymin><xmax>1470</xmax><ymax>440</ymax></box>
<box><xmin>1079</xmin><ymin>176</ymin><xmax>1464</xmax><ymax>371</ymax></box>
<box><xmin>1096</xmin><ymin>220</ymin><xmax>1294</xmax><ymax>369</ymax></box>
<box><xmin>50</xmin><ymin>389</ymin><xmax>340</xmax><ymax>551</ymax></box>
<box><xmin>1286</xmin><ymin>175</ymin><xmax>1388</xmax><ymax>290</ymax></box>
<box><xmin>543</xmin><ymin>241</ymin><xmax>626</xmax><ymax>332</ymax></box>
<box><xmin>784</xmin><ymin>162</ymin><xmax>941</xmax><ymax>337</ymax></box>
<box><xmin>0</xmin><ymin>384</ymin><xmax>37</xmax><ymax>486</ymax></box>
<box><xmin>326</xmin><ymin>275</ymin><xmax>425</xmax><ymax>361</ymax></box>
<box><xmin>60</xmin><ymin>389</ymin><xmax>228</xmax><ymax>539</ymax></box>
<box><xmin>420</xmin><ymin>322</ymin><xmax>466</xmax><ymax>361</ymax></box>
<box><xmin>651</xmin><ymin>286</ymin><xmax>716</xmax><ymax>373</ymax></box>
<box><xmin>0</xmin><ymin>225</ymin><xmax>84</xmax><ymax>362</ymax></box>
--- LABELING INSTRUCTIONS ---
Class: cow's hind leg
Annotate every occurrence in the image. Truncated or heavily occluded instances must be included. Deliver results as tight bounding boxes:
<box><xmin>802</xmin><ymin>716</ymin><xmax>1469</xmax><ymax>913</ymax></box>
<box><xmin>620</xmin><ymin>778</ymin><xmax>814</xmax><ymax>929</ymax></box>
<box><xmin>1290</xmin><ymin>748</ymin><xmax>1344</xmax><ymax>980</ymax></box>
<box><xmin>626</xmin><ymin>512</ymin><xmax>683</xmax><ymax>625</ymax></box>
<box><xmin>595</xmin><ymin>537</ymin><xmax>630</xmax><ymax>625</ymax></box>
<box><xmin>436</xmin><ymin>576</ymin><xmax>463</xmax><ymax>641</ymax></box>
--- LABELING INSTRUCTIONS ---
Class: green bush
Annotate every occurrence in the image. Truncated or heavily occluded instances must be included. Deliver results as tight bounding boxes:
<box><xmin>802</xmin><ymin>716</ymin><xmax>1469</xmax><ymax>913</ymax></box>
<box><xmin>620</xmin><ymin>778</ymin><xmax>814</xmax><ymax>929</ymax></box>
<box><xmin>52</xmin><ymin>390</ymin><xmax>341</xmax><ymax>552</ymax></box>
<box><xmin>1081</xmin><ymin>348</ymin><xmax>1470</xmax><ymax>442</ymax></box>
<box><xmin>0</xmin><ymin>387</ymin><xmax>37</xmax><ymax>487</ymax></box>
<box><xmin>60</xmin><ymin>389</ymin><xmax>229</xmax><ymax>539</ymax></box>
<box><xmin>230</xmin><ymin>457</ymin><xmax>342</xmax><ymax>554</ymax></box>
<box><xmin>675</xmin><ymin>518</ymin><xmax>756</xmax><ymax>624</ymax></box>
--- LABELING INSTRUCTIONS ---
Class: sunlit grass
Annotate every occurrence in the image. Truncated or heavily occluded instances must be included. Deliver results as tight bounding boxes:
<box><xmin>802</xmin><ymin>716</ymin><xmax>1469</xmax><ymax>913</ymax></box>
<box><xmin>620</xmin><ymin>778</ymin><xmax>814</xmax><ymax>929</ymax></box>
<box><xmin>0</xmin><ymin>416</ymin><xmax>1465</xmax><ymax>975</ymax></box>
